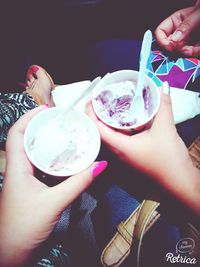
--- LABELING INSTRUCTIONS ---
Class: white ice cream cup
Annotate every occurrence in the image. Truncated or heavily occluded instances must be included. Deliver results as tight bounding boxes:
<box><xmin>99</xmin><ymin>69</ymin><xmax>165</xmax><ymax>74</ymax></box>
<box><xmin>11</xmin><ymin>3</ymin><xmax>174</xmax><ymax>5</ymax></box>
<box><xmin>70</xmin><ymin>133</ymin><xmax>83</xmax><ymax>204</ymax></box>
<box><xmin>92</xmin><ymin>70</ymin><xmax>160</xmax><ymax>131</ymax></box>
<box><xmin>24</xmin><ymin>107</ymin><xmax>101</xmax><ymax>177</ymax></box>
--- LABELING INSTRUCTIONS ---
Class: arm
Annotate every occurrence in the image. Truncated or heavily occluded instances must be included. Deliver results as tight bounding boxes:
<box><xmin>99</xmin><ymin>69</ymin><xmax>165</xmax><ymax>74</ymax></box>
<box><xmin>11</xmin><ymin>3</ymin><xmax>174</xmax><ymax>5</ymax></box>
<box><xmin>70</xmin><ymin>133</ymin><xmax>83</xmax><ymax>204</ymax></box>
<box><xmin>87</xmin><ymin>92</ymin><xmax>200</xmax><ymax>216</ymax></box>
<box><xmin>0</xmin><ymin>105</ymin><xmax>107</xmax><ymax>267</ymax></box>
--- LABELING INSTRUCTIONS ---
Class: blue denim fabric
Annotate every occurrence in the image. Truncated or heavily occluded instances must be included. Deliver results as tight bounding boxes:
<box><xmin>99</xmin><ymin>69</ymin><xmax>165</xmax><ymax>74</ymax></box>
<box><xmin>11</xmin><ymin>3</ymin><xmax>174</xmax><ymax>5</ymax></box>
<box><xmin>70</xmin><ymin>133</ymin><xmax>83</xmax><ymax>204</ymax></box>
<box><xmin>91</xmin><ymin>184</ymin><xmax>187</xmax><ymax>267</ymax></box>
<box><xmin>92</xmin><ymin>184</ymin><xmax>140</xmax><ymax>249</ymax></box>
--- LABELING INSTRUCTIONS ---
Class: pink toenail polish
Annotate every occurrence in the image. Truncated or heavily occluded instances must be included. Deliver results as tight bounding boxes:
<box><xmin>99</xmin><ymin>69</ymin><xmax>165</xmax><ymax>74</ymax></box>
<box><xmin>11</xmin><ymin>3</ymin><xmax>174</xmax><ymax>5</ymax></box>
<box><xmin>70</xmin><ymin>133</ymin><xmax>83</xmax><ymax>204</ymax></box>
<box><xmin>31</xmin><ymin>66</ymin><xmax>39</xmax><ymax>73</ymax></box>
<box><xmin>92</xmin><ymin>161</ymin><xmax>108</xmax><ymax>177</ymax></box>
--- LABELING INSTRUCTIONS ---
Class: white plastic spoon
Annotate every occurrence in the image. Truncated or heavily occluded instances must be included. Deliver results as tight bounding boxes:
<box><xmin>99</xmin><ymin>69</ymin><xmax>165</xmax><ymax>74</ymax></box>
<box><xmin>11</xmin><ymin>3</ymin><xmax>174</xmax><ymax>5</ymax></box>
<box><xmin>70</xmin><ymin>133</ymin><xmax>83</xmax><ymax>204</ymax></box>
<box><xmin>131</xmin><ymin>30</ymin><xmax>152</xmax><ymax>123</ymax></box>
<box><xmin>30</xmin><ymin>76</ymin><xmax>101</xmax><ymax>155</ymax></box>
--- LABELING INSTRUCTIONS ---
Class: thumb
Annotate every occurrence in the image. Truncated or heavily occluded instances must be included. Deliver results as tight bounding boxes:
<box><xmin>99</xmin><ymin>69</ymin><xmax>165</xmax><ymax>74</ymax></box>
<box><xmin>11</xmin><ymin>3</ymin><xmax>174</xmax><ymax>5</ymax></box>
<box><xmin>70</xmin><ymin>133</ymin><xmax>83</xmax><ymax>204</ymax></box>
<box><xmin>150</xmin><ymin>89</ymin><xmax>175</xmax><ymax>133</ymax></box>
<box><xmin>47</xmin><ymin>161</ymin><xmax>108</xmax><ymax>212</ymax></box>
<box><xmin>171</xmin><ymin>9</ymin><xmax>200</xmax><ymax>43</ymax></box>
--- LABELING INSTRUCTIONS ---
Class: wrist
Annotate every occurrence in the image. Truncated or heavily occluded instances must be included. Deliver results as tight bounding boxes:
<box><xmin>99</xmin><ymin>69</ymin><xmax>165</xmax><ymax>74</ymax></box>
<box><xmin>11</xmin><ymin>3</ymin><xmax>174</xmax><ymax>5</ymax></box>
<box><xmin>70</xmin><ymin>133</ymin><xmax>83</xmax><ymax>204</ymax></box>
<box><xmin>0</xmin><ymin>245</ymin><xmax>32</xmax><ymax>267</ymax></box>
<box><xmin>157</xmin><ymin>161</ymin><xmax>200</xmax><ymax>217</ymax></box>
<box><xmin>184</xmin><ymin>165</ymin><xmax>200</xmax><ymax>215</ymax></box>
<box><xmin>0</xmin><ymin>232</ymin><xmax>33</xmax><ymax>267</ymax></box>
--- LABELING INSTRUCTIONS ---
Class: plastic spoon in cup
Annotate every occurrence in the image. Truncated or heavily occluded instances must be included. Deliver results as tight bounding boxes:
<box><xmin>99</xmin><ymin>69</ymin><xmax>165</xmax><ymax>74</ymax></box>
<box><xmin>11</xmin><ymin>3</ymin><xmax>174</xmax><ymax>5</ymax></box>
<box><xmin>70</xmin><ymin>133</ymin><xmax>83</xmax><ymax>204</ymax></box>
<box><xmin>53</xmin><ymin>76</ymin><xmax>101</xmax><ymax>122</ymax></box>
<box><xmin>29</xmin><ymin>76</ymin><xmax>101</xmax><ymax>150</ymax></box>
<box><xmin>131</xmin><ymin>30</ymin><xmax>152</xmax><ymax>122</ymax></box>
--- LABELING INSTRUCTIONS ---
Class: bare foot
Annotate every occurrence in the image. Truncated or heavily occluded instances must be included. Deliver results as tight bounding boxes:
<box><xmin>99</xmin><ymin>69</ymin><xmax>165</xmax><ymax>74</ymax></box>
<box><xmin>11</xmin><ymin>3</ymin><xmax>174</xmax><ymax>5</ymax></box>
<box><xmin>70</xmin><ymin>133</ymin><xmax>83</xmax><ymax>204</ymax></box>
<box><xmin>25</xmin><ymin>65</ymin><xmax>55</xmax><ymax>107</ymax></box>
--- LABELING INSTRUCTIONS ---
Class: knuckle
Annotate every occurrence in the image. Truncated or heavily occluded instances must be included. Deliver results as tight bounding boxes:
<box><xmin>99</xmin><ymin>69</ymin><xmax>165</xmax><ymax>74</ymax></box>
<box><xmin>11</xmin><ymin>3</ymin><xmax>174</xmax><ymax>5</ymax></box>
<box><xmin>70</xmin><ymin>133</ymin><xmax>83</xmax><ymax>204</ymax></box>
<box><xmin>175</xmin><ymin>12</ymin><xmax>183</xmax><ymax>23</ymax></box>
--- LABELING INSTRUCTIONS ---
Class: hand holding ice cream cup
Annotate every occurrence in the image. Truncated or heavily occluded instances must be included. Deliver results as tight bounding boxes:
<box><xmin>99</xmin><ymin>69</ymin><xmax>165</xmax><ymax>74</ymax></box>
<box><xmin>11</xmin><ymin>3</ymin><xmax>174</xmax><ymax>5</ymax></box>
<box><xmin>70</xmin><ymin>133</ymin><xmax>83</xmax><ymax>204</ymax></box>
<box><xmin>91</xmin><ymin>70</ymin><xmax>160</xmax><ymax>132</ymax></box>
<box><xmin>24</xmin><ymin>108</ymin><xmax>101</xmax><ymax>177</ymax></box>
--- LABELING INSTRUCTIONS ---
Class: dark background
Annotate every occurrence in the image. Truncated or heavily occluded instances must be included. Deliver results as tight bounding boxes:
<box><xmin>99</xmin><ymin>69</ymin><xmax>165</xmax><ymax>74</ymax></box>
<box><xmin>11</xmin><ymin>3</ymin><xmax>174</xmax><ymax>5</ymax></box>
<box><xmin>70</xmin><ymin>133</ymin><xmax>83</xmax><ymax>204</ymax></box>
<box><xmin>0</xmin><ymin>0</ymin><xmax>195</xmax><ymax>92</ymax></box>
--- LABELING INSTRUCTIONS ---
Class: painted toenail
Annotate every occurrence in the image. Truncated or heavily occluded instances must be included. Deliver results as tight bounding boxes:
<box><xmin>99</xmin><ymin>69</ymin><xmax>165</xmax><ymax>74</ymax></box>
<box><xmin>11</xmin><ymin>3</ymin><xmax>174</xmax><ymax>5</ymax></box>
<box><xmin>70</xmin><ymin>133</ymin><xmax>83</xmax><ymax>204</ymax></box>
<box><xmin>31</xmin><ymin>66</ymin><xmax>39</xmax><ymax>73</ymax></box>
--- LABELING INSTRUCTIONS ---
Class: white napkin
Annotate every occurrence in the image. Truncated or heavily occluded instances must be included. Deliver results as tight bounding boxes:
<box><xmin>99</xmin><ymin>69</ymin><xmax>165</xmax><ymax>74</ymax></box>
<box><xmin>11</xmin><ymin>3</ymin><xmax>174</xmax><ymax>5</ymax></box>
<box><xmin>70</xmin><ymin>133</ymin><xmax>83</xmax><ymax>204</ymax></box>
<box><xmin>161</xmin><ymin>82</ymin><xmax>200</xmax><ymax>124</ymax></box>
<box><xmin>170</xmin><ymin>87</ymin><xmax>200</xmax><ymax>124</ymax></box>
<box><xmin>52</xmin><ymin>80</ymin><xmax>200</xmax><ymax>125</ymax></box>
<box><xmin>52</xmin><ymin>80</ymin><xmax>92</xmax><ymax>112</ymax></box>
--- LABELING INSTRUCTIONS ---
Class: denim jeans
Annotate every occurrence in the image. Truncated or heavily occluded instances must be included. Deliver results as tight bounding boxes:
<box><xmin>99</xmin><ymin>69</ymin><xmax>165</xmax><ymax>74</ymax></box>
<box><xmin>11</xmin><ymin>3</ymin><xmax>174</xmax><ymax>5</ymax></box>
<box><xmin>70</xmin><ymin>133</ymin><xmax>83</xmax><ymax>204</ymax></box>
<box><xmin>90</xmin><ymin>183</ymin><xmax>197</xmax><ymax>267</ymax></box>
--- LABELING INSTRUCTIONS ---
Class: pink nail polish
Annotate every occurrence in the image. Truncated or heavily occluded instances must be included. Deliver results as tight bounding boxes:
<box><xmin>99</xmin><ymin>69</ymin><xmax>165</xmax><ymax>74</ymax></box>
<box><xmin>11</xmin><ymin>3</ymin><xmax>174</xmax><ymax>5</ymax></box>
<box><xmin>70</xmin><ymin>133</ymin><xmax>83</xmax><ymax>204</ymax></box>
<box><xmin>92</xmin><ymin>161</ymin><xmax>108</xmax><ymax>177</ymax></box>
<box><xmin>31</xmin><ymin>66</ymin><xmax>39</xmax><ymax>73</ymax></box>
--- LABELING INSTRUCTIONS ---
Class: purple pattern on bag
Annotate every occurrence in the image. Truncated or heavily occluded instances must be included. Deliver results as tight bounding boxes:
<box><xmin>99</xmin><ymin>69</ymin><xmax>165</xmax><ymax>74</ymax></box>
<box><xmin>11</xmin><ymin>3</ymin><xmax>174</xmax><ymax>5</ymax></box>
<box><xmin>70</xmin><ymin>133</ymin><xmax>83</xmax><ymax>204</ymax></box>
<box><xmin>146</xmin><ymin>39</ymin><xmax>200</xmax><ymax>90</ymax></box>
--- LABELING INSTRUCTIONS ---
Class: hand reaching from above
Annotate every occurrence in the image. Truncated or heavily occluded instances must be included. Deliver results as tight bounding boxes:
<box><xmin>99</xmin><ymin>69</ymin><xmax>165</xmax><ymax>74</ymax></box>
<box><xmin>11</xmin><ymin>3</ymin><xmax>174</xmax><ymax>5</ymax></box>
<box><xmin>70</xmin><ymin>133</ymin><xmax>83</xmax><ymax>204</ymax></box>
<box><xmin>155</xmin><ymin>5</ymin><xmax>200</xmax><ymax>58</ymax></box>
<box><xmin>0</xmin><ymin>105</ymin><xmax>107</xmax><ymax>267</ymax></box>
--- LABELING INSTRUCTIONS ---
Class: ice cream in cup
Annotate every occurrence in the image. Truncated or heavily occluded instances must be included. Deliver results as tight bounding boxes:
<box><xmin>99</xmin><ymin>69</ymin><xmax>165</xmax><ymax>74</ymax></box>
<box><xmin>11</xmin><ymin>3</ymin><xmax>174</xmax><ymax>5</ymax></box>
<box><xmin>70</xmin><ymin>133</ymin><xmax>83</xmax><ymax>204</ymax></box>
<box><xmin>24</xmin><ymin>107</ymin><xmax>101</xmax><ymax>177</ymax></box>
<box><xmin>92</xmin><ymin>70</ymin><xmax>160</xmax><ymax>131</ymax></box>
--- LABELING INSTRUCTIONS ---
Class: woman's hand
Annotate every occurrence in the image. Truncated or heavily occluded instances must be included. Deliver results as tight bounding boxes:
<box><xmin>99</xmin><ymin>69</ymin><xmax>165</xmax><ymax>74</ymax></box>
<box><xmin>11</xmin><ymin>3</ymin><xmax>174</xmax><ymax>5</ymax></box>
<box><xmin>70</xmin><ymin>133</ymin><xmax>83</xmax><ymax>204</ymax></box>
<box><xmin>0</xmin><ymin>105</ymin><xmax>107</xmax><ymax>267</ymax></box>
<box><xmin>87</xmin><ymin>92</ymin><xmax>200</xmax><ymax>215</ymax></box>
<box><xmin>155</xmin><ymin>6</ymin><xmax>200</xmax><ymax>58</ymax></box>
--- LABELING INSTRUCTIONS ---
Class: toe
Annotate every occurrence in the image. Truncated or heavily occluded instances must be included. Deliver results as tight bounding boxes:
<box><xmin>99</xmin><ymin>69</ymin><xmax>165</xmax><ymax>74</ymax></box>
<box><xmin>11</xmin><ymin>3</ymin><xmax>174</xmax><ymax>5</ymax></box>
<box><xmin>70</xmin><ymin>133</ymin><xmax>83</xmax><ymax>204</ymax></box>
<box><xmin>26</xmin><ymin>65</ymin><xmax>42</xmax><ymax>89</ymax></box>
<box><xmin>26</xmin><ymin>80</ymin><xmax>31</xmax><ymax>87</ymax></box>
<box><xmin>28</xmin><ymin>75</ymin><xmax>35</xmax><ymax>85</ymax></box>
<box><xmin>33</xmin><ymin>65</ymin><xmax>47</xmax><ymax>80</ymax></box>
<box><xmin>26</xmin><ymin>65</ymin><xmax>41</xmax><ymax>81</ymax></box>
<box><xmin>30</xmin><ymin>65</ymin><xmax>54</xmax><ymax>90</ymax></box>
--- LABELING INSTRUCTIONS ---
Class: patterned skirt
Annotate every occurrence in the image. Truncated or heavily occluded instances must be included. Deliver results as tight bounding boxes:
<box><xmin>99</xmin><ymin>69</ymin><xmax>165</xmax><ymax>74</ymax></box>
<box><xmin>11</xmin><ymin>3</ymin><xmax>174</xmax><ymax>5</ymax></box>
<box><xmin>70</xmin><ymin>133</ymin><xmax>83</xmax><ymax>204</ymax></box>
<box><xmin>0</xmin><ymin>92</ymin><xmax>37</xmax><ymax>145</ymax></box>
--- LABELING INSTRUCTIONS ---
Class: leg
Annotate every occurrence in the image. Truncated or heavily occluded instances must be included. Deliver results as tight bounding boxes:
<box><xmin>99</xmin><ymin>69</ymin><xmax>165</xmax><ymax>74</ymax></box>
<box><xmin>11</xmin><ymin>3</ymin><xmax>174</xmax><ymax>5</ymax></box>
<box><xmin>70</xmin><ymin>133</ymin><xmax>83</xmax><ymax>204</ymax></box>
<box><xmin>0</xmin><ymin>65</ymin><xmax>55</xmax><ymax>146</ymax></box>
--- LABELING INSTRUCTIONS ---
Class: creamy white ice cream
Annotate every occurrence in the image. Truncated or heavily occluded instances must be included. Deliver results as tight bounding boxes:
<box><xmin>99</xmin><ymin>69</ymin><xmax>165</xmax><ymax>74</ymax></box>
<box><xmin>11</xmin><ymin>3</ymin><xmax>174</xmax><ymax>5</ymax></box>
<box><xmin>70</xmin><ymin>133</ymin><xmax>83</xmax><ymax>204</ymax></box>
<box><xmin>24</xmin><ymin>108</ymin><xmax>101</xmax><ymax>176</ymax></box>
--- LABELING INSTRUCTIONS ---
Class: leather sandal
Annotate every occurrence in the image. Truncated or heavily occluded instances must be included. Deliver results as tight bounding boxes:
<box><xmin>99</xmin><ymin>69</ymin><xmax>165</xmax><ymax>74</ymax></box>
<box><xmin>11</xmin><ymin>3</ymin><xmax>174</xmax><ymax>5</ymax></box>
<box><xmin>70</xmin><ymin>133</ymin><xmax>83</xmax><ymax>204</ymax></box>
<box><xmin>101</xmin><ymin>200</ymin><xmax>160</xmax><ymax>267</ymax></box>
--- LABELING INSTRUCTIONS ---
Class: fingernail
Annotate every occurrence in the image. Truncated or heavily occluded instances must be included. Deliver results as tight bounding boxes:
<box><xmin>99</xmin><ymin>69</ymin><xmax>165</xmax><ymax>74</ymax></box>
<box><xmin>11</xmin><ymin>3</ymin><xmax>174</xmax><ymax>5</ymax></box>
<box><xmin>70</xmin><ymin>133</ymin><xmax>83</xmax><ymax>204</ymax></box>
<box><xmin>162</xmin><ymin>81</ymin><xmax>170</xmax><ymax>95</ymax></box>
<box><xmin>92</xmin><ymin>161</ymin><xmax>108</xmax><ymax>177</ymax></box>
<box><xmin>182</xmin><ymin>48</ymin><xmax>192</xmax><ymax>57</ymax></box>
<box><xmin>31</xmin><ymin>66</ymin><xmax>39</xmax><ymax>73</ymax></box>
<box><xmin>44</xmin><ymin>103</ymin><xmax>49</xmax><ymax>107</ymax></box>
<box><xmin>171</xmin><ymin>31</ymin><xmax>183</xmax><ymax>42</ymax></box>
